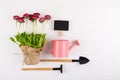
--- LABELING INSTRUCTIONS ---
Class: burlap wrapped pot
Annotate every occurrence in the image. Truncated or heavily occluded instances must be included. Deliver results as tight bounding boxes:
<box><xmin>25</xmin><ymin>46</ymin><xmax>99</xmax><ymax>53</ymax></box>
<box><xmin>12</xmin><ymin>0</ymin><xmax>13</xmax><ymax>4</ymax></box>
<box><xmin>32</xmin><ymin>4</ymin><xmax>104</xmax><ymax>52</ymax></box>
<box><xmin>20</xmin><ymin>46</ymin><xmax>42</xmax><ymax>65</ymax></box>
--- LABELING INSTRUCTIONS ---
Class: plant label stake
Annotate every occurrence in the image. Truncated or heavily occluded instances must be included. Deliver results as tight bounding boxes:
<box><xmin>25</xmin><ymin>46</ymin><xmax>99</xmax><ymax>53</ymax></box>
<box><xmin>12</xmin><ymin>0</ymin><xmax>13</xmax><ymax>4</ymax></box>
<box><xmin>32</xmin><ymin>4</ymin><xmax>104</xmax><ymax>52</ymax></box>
<box><xmin>22</xmin><ymin>64</ymin><xmax>63</xmax><ymax>73</ymax></box>
<box><xmin>40</xmin><ymin>56</ymin><xmax>89</xmax><ymax>65</ymax></box>
<box><xmin>54</xmin><ymin>20</ymin><xmax>69</xmax><ymax>37</ymax></box>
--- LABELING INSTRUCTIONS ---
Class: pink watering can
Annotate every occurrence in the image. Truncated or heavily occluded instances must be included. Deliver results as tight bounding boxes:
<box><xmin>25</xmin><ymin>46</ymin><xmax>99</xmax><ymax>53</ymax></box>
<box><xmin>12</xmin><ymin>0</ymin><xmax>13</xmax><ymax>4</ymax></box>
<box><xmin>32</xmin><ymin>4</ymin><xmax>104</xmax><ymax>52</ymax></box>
<box><xmin>52</xmin><ymin>40</ymin><xmax>80</xmax><ymax>58</ymax></box>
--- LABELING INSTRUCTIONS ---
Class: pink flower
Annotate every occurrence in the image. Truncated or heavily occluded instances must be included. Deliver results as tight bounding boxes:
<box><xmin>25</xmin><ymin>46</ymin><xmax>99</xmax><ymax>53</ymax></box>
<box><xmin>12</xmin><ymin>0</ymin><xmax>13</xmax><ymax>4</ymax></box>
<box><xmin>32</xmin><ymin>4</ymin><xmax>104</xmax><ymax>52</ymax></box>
<box><xmin>29</xmin><ymin>14</ymin><xmax>34</xmax><ymax>22</ymax></box>
<box><xmin>45</xmin><ymin>15</ymin><xmax>51</xmax><ymax>20</ymax></box>
<box><xmin>20</xmin><ymin>17</ymin><xmax>24</xmax><ymax>19</ymax></box>
<box><xmin>13</xmin><ymin>15</ymin><xmax>20</xmax><ymax>20</ymax></box>
<box><xmin>33</xmin><ymin>13</ymin><xmax>40</xmax><ymax>16</ymax></box>
<box><xmin>18</xmin><ymin>17</ymin><xmax>25</xmax><ymax>23</ymax></box>
<box><xmin>29</xmin><ymin>18</ymin><xmax>34</xmax><ymax>22</ymax></box>
<box><xmin>23</xmin><ymin>13</ymin><xmax>29</xmax><ymax>18</ymax></box>
<box><xmin>32</xmin><ymin>15</ymin><xmax>39</xmax><ymax>20</ymax></box>
<box><xmin>28</xmin><ymin>14</ymin><xmax>33</xmax><ymax>18</ymax></box>
<box><xmin>32</xmin><ymin>13</ymin><xmax>40</xmax><ymax>20</ymax></box>
<box><xmin>39</xmin><ymin>17</ymin><xmax>46</xmax><ymax>23</ymax></box>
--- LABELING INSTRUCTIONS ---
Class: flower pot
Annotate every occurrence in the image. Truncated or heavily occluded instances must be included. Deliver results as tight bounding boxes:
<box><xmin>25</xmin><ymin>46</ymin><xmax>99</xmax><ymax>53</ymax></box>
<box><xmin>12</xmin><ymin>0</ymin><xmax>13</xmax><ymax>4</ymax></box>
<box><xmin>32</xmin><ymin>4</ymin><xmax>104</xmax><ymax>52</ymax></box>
<box><xmin>20</xmin><ymin>46</ymin><xmax>42</xmax><ymax>65</ymax></box>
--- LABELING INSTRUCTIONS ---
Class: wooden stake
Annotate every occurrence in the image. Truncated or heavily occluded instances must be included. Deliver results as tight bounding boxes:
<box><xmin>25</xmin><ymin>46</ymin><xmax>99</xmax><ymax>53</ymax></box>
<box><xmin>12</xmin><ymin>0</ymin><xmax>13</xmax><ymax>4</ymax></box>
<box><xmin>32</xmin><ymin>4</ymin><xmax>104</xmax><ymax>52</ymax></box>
<box><xmin>58</xmin><ymin>31</ymin><xmax>63</xmax><ymax>37</ymax></box>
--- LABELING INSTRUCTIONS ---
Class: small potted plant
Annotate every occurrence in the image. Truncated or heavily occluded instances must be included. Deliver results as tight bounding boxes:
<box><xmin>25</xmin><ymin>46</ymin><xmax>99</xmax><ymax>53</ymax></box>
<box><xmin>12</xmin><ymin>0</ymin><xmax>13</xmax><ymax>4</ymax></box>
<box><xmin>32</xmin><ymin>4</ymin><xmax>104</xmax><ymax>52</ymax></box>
<box><xmin>10</xmin><ymin>13</ymin><xmax>51</xmax><ymax>65</ymax></box>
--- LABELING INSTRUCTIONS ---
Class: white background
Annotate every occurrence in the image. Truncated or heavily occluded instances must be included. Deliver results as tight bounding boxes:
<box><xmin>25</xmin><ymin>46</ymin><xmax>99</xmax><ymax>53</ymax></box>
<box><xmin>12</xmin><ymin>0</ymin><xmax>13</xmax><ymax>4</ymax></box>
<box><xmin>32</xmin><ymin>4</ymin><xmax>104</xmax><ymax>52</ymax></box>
<box><xmin>0</xmin><ymin>0</ymin><xmax>120</xmax><ymax>80</ymax></box>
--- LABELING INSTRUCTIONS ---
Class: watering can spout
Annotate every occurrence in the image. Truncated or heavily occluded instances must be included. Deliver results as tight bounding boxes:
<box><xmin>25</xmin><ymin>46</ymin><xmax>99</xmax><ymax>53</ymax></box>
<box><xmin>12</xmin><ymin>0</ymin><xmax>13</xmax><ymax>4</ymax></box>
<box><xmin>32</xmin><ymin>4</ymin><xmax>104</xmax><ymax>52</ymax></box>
<box><xmin>69</xmin><ymin>40</ymin><xmax>80</xmax><ymax>51</ymax></box>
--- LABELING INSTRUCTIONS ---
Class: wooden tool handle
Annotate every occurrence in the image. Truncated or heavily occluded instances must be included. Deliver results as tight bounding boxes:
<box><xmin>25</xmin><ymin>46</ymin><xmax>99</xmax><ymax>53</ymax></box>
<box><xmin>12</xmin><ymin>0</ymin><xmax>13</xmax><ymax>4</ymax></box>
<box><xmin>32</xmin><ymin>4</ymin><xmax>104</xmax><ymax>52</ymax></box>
<box><xmin>40</xmin><ymin>59</ymin><xmax>72</xmax><ymax>62</ymax></box>
<box><xmin>22</xmin><ymin>68</ymin><xmax>53</xmax><ymax>70</ymax></box>
<box><xmin>58</xmin><ymin>31</ymin><xmax>63</xmax><ymax>37</ymax></box>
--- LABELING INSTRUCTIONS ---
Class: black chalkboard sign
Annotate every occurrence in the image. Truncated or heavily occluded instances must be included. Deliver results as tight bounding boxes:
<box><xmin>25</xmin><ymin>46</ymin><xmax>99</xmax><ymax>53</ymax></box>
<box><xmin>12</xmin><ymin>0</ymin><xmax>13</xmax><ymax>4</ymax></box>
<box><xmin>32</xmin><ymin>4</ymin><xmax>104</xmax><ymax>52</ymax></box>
<box><xmin>54</xmin><ymin>20</ymin><xmax>69</xmax><ymax>31</ymax></box>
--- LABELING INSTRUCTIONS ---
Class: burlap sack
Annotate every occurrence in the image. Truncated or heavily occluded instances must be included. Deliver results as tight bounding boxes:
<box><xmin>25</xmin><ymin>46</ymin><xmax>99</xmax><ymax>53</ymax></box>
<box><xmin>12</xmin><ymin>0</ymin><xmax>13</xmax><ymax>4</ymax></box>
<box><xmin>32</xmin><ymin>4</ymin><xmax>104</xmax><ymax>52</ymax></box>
<box><xmin>20</xmin><ymin>46</ymin><xmax>42</xmax><ymax>65</ymax></box>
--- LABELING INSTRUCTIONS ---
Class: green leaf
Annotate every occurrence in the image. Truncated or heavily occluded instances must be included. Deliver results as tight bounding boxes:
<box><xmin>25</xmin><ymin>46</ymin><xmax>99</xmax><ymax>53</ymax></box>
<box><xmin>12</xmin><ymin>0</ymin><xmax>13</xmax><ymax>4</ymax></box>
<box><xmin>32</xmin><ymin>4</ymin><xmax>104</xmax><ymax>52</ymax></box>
<box><xmin>9</xmin><ymin>37</ymin><xmax>17</xmax><ymax>44</ymax></box>
<box><xmin>10</xmin><ymin>32</ymin><xmax>46</xmax><ymax>48</ymax></box>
